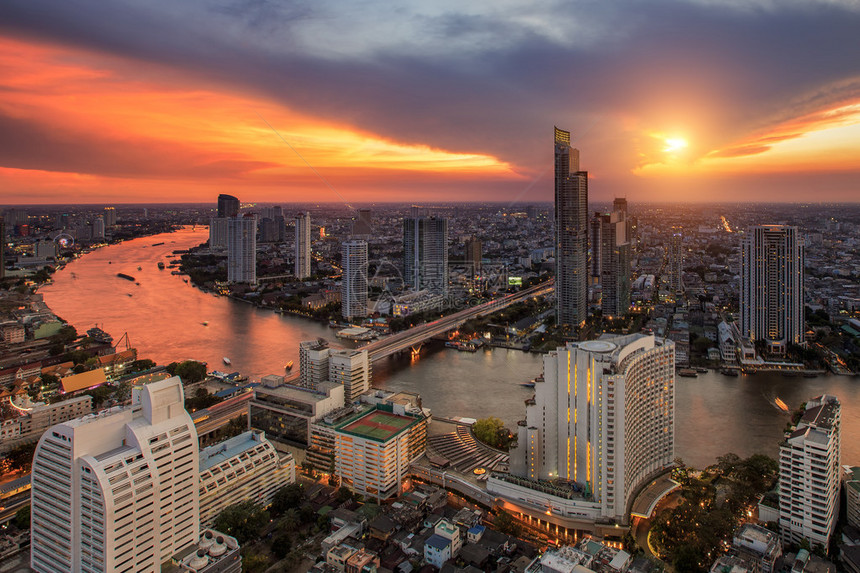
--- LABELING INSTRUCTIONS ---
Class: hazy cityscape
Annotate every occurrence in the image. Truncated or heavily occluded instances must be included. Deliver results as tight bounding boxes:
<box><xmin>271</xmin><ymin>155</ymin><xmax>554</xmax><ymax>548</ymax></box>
<box><xmin>2</xmin><ymin>0</ymin><xmax>860</xmax><ymax>572</ymax></box>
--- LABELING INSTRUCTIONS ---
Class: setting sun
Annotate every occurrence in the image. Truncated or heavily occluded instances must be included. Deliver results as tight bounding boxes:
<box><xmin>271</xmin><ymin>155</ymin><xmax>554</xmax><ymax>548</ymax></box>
<box><xmin>663</xmin><ymin>137</ymin><xmax>688</xmax><ymax>153</ymax></box>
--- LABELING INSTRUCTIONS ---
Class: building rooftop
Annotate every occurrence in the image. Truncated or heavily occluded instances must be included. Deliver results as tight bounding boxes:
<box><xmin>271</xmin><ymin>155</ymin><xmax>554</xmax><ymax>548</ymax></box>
<box><xmin>337</xmin><ymin>407</ymin><xmax>420</xmax><ymax>443</ymax></box>
<box><xmin>800</xmin><ymin>400</ymin><xmax>839</xmax><ymax>431</ymax></box>
<box><xmin>425</xmin><ymin>534</ymin><xmax>451</xmax><ymax>551</ymax></box>
<box><xmin>60</xmin><ymin>368</ymin><xmax>107</xmax><ymax>393</ymax></box>
<box><xmin>845</xmin><ymin>466</ymin><xmax>860</xmax><ymax>493</ymax></box>
<box><xmin>199</xmin><ymin>430</ymin><xmax>267</xmax><ymax>472</ymax></box>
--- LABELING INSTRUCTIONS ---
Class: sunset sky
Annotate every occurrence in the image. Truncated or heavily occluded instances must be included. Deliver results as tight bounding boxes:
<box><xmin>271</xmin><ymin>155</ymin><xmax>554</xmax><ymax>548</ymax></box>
<box><xmin>1</xmin><ymin>0</ymin><xmax>859</xmax><ymax>205</ymax></box>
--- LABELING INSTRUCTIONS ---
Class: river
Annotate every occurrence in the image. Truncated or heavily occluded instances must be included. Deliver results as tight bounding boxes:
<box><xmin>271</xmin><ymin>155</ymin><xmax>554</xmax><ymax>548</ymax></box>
<box><xmin>40</xmin><ymin>228</ymin><xmax>860</xmax><ymax>469</ymax></box>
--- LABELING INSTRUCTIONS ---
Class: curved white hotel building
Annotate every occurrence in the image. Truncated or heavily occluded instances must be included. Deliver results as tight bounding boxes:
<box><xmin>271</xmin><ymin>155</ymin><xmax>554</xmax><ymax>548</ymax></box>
<box><xmin>492</xmin><ymin>334</ymin><xmax>675</xmax><ymax>527</ymax></box>
<box><xmin>30</xmin><ymin>377</ymin><xmax>199</xmax><ymax>573</ymax></box>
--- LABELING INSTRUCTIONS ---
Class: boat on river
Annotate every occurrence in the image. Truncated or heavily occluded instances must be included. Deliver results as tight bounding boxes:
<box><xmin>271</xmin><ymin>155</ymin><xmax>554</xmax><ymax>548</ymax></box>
<box><xmin>157</xmin><ymin>262</ymin><xmax>165</xmax><ymax>270</ymax></box>
<box><xmin>677</xmin><ymin>368</ymin><xmax>698</xmax><ymax>378</ymax></box>
<box><xmin>117</xmin><ymin>273</ymin><xmax>135</xmax><ymax>281</ymax></box>
<box><xmin>223</xmin><ymin>357</ymin><xmax>231</xmax><ymax>365</ymax></box>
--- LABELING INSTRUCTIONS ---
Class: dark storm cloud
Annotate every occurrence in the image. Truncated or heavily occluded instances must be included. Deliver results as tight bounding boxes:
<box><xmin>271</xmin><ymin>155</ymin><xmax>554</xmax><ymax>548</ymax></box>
<box><xmin>1</xmin><ymin>0</ymin><xmax>859</xmax><ymax>188</ymax></box>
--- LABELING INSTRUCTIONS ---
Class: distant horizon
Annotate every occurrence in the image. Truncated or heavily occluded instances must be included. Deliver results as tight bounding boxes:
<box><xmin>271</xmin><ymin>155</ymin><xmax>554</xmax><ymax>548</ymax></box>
<box><xmin>3</xmin><ymin>199</ymin><xmax>860</xmax><ymax>209</ymax></box>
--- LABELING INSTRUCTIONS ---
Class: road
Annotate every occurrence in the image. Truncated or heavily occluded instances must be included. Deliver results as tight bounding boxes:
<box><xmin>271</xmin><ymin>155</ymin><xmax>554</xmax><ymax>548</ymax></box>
<box><xmin>193</xmin><ymin>392</ymin><xmax>252</xmax><ymax>437</ymax></box>
<box><xmin>362</xmin><ymin>280</ymin><xmax>555</xmax><ymax>361</ymax></box>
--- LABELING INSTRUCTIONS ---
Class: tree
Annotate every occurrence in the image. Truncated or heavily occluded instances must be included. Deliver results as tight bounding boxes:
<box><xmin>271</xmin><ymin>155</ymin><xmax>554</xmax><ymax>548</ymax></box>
<box><xmin>473</xmin><ymin>417</ymin><xmax>506</xmax><ymax>449</ymax></box>
<box><xmin>39</xmin><ymin>373</ymin><xmax>59</xmax><ymax>387</ymax></box>
<box><xmin>213</xmin><ymin>501</ymin><xmax>270</xmax><ymax>544</ymax></box>
<box><xmin>336</xmin><ymin>486</ymin><xmax>354</xmax><ymax>503</ymax></box>
<box><xmin>4</xmin><ymin>442</ymin><xmax>37</xmax><ymax>473</ymax></box>
<box><xmin>174</xmin><ymin>360</ymin><xmax>207</xmax><ymax>383</ymax></box>
<box><xmin>271</xmin><ymin>483</ymin><xmax>305</xmax><ymax>515</ymax></box>
<box><xmin>673</xmin><ymin>544</ymin><xmax>704</xmax><ymax>573</ymax></box>
<box><xmin>51</xmin><ymin>325</ymin><xmax>77</xmax><ymax>344</ymax></box>
<box><xmin>131</xmin><ymin>359</ymin><xmax>156</xmax><ymax>372</ymax></box>
<box><xmin>271</xmin><ymin>533</ymin><xmax>292</xmax><ymax>559</ymax></box>
<box><xmin>493</xmin><ymin>509</ymin><xmax>520</xmax><ymax>536</ymax></box>
<box><xmin>14</xmin><ymin>505</ymin><xmax>30</xmax><ymax>530</ymax></box>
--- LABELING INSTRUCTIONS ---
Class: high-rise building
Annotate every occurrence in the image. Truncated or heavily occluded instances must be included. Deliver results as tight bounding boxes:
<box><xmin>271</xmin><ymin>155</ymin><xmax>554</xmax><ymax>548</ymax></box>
<box><xmin>91</xmin><ymin>216</ymin><xmax>105</xmax><ymax>240</ymax></box>
<box><xmin>295</xmin><ymin>213</ymin><xmax>311</xmax><ymax>279</ymax></box>
<box><xmin>464</xmin><ymin>236</ymin><xmax>482</xmax><ymax>277</ymax></box>
<box><xmin>299</xmin><ymin>339</ymin><xmax>331</xmax><ymax>389</ymax></box>
<box><xmin>209</xmin><ymin>218</ymin><xmax>229</xmax><ymax>249</ymax></box>
<box><xmin>526</xmin><ymin>205</ymin><xmax>538</xmax><ymax>220</ymax></box>
<box><xmin>589</xmin><ymin>212</ymin><xmax>602</xmax><ymax>286</ymax></box>
<box><xmin>333</xmin><ymin>405</ymin><xmax>427</xmax><ymax>501</ymax></box>
<box><xmin>217</xmin><ymin>194</ymin><xmax>240</xmax><ymax>218</ymax></box>
<box><xmin>103</xmin><ymin>206</ymin><xmax>116</xmax><ymax>227</ymax></box>
<box><xmin>342</xmin><ymin>240</ymin><xmax>368</xmax><ymax>320</ymax></box>
<box><xmin>554</xmin><ymin>127</ymin><xmax>588</xmax><ymax>327</ymax></box>
<box><xmin>403</xmin><ymin>214</ymin><xmax>448</xmax><ymax>296</ymax></box>
<box><xmin>30</xmin><ymin>377</ymin><xmax>199</xmax><ymax>573</ymax></box>
<box><xmin>612</xmin><ymin>198</ymin><xmax>627</xmax><ymax>218</ymax></box>
<box><xmin>260</xmin><ymin>205</ymin><xmax>283</xmax><ymax>220</ymax></box>
<box><xmin>496</xmin><ymin>334</ymin><xmax>675</xmax><ymax>524</ymax></box>
<box><xmin>668</xmin><ymin>226</ymin><xmax>683</xmax><ymax>292</ymax></box>
<box><xmin>599</xmin><ymin>211</ymin><xmax>631</xmax><ymax>318</ymax></box>
<box><xmin>328</xmin><ymin>349</ymin><xmax>370</xmax><ymax>402</ymax></box>
<box><xmin>352</xmin><ymin>209</ymin><xmax>373</xmax><ymax>236</ymax></box>
<box><xmin>778</xmin><ymin>395</ymin><xmax>841</xmax><ymax>548</ymax></box>
<box><xmin>227</xmin><ymin>216</ymin><xmax>256</xmax><ymax>284</ymax></box>
<box><xmin>741</xmin><ymin>225</ymin><xmax>804</xmax><ymax>355</ymax></box>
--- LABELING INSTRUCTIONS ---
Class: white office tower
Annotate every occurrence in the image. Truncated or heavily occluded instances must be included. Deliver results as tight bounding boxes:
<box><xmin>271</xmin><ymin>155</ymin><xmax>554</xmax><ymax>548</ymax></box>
<box><xmin>299</xmin><ymin>339</ymin><xmax>330</xmax><ymax>389</ymax></box>
<box><xmin>227</xmin><ymin>217</ymin><xmax>256</xmax><ymax>284</ymax></box>
<box><xmin>403</xmin><ymin>214</ymin><xmax>449</xmax><ymax>296</ymax></box>
<box><xmin>778</xmin><ymin>395</ymin><xmax>841</xmax><ymax>548</ymax></box>
<box><xmin>500</xmin><ymin>334</ymin><xmax>675</xmax><ymax>524</ymax></box>
<box><xmin>329</xmin><ymin>349</ymin><xmax>371</xmax><ymax>402</ymax></box>
<box><xmin>741</xmin><ymin>225</ymin><xmax>804</xmax><ymax>355</ymax></box>
<box><xmin>295</xmin><ymin>212</ymin><xmax>311</xmax><ymax>279</ymax></box>
<box><xmin>668</xmin><ymin>227</ymin><xmax>683</xmax><ymax>292</ymax></box>
<box><xmin>342</xmin><ymin>240</ymin><xmax>368</xmax><ymax>320</ymax></box>
<box><xmin>209</xmin><ymin>217</ymin><xmax>229</xmax><ymax>249</ymax></box>
<box><xmin>30</xmin><ymin>377</ymin><xmax>199</xmax><ymax>573</ymax></box>
<box><xmin>554</xmin><ymin>127</ymin><xmax>588</xmax><ymax>327</ymax></box>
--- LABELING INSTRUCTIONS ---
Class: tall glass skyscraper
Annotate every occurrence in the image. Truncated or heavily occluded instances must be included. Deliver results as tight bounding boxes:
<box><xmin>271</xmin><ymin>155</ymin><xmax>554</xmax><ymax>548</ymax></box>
<box><xmin>217</xmin><ymin>194</ymin><xmax>240</xmax><ymax>218</ymax></box>
<box><xmin>342</xmin><ymin>239</ymin><xmax>368</xmax><ymax>320</ymax></box>
<box><xmin>554</xmin><ymin>127</ymin><xmax>588</xmax><ymax>327</ymax></box>
<box><xmin>403</xmin><ymin>212</ymin><xmax>448</xmax><ymax>296</ymax></box>
<box><xmin>295</xmin><ymin>213</ymin><xmax>311</xmax><ymax>279</ymax></box>
<box><xmin>740</xmin><ymin>224</ymin><xmax>804</xmax><ymax>354</ymax></box>
<box><xmin>227</xmin><ymin>216</ymin><xmax>257</xmax><ymax>284</ymax></box>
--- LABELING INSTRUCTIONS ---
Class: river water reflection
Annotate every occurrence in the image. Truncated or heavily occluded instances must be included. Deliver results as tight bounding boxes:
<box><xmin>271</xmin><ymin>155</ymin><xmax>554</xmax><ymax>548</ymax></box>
<box><xmin>41</xmin><ymin>228</ymin><xmax>859</xmax><ymax>468</ymax></box>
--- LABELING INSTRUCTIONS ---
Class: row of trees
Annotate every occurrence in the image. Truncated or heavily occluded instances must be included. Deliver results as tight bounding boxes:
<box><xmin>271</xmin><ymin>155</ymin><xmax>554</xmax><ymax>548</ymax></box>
<box><xmin>213</xmin><ymin>482</ymin><xmax>328</xmax><ymax>573</ymax></box>
<box><xmin>651</xmin><ymin>453</ymin><xmax>779</xmax><ymax>572</ymax></box>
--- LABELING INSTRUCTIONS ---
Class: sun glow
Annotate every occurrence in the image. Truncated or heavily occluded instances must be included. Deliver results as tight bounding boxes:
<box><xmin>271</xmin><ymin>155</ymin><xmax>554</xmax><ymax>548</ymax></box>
<box><xmin>663</xmin><ymin>137</ymin><xmax>688</xmax><ymax>153</ymax></box>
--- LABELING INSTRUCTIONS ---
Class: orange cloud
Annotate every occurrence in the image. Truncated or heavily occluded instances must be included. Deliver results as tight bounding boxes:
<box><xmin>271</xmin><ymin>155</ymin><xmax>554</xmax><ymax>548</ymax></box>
<box><xmin>0</xmin><ymin>35</ymin><xmax>519</xmax><ymax>203</ymax></box>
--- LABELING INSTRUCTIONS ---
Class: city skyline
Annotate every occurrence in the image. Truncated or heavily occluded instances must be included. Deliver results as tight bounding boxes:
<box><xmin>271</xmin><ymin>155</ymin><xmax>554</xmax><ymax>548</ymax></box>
<box><xmin>1</xmin><ymin>1</ymin><xmax>859</xmax><ymax>204</ymax></box>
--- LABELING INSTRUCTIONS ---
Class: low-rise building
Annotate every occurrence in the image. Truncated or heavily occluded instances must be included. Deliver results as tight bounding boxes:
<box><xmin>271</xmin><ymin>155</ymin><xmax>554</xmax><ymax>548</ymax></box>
<box><xmin>174</xmin><ymin>529</ymin><xmax>242</xmax><ymax>573</ymax></box>
<box><xmin>0</xmin><ymin>395</ymin><xmax>92</xmax><ymax>453</ymax></box>
<box><xmin>327</xmin><ymin>543</ymin><xmax>358</xmax><ymax>572</ymax></box>
<box><xmin>250</xmin><ymin>377</ymin><xmax>345</xmax><ymax>450</ymax></box>
<box><xmin>731</xmin><ymin>523</ymin><xmax>782</xmax><ymax>573</ymax></box>
<box><xmin>198</xmin><ymin>431</ymin><xmax>295</xmax><ymax>527</ymax></box>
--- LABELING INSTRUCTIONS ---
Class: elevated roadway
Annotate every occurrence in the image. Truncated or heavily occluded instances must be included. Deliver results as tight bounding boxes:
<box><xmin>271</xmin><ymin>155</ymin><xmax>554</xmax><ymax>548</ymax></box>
<box><xmin>362</xmin><ymin>280</ymin><xmax>554</xmax><ymax>361</ymax></box>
